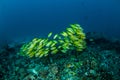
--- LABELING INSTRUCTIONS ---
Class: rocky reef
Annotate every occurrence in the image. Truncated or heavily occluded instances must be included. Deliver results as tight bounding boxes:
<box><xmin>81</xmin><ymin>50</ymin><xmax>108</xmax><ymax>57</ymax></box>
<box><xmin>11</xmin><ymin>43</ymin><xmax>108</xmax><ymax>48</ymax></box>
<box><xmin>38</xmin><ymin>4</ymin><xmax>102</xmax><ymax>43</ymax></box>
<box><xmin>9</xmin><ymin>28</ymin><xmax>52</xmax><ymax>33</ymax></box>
<box><xmin>0</xmin><ymin>27</ymin><xmax>120</xmax><ymax>80</ymax></box>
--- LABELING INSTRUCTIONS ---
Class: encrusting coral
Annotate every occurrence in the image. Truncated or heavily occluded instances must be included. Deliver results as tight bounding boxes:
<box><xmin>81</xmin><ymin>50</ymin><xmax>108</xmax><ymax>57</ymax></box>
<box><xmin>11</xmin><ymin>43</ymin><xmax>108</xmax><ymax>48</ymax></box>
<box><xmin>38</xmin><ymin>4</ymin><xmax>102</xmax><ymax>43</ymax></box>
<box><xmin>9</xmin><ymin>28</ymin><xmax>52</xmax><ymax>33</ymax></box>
<box><xmin>19</xmin><ymin>24</ymin><xmax>86</xmax><ymax>58</ymax></box>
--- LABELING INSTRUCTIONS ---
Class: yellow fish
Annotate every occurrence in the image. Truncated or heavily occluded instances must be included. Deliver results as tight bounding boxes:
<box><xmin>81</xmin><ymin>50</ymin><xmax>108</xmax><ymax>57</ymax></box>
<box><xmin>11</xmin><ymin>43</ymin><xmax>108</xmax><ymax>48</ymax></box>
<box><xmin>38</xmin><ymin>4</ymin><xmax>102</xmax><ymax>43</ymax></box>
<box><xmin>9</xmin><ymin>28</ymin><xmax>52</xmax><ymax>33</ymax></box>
<box><xmin>51</xmin><ymin>49</ymin><xmax>58</xmax><ymax>54</ymax></box>
<box><xmin>48</xmin><ymin>32</ymin><xmax>52</xmax><ymax>38</ymax></box>
<box><xmin>67</xmin><ymin>28</ymin><xmax>75</xmax><ymax>34</ymax></box>
<box><xmin>61</xmin><ymin>31</ymin><xmax>68</xmax><ymax>37</ymax></box>
<box><xmin>53</xmin><ymin>34</ymin><xmax>58</xmax><ymax>39</ymax></box>
<box><xmin>46</xmin><ymin>41</ymin><xmax>52</xmax><ymax>47</ymax></box>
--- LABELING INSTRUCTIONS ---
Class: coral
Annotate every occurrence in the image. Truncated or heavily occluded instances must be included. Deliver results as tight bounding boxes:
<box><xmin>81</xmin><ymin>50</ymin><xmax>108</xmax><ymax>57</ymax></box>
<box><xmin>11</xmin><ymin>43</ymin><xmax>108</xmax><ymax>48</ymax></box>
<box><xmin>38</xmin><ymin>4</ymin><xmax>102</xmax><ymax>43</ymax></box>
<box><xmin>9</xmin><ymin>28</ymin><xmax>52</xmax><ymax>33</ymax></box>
<box><xmin>19</xmin><ymin>24</ymin><xmax>86</xmax><ymax>58</ymax></box>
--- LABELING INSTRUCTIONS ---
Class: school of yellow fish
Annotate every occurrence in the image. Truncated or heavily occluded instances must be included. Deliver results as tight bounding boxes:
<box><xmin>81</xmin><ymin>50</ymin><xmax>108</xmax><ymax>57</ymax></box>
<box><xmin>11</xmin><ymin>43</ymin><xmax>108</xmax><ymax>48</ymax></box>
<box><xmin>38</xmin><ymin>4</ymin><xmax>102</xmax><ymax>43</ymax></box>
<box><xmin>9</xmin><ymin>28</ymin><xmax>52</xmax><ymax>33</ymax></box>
<box><xmin>19</xmin><ymin>24</ymin><xmax>86</xmax><ymax>58</ymax></box>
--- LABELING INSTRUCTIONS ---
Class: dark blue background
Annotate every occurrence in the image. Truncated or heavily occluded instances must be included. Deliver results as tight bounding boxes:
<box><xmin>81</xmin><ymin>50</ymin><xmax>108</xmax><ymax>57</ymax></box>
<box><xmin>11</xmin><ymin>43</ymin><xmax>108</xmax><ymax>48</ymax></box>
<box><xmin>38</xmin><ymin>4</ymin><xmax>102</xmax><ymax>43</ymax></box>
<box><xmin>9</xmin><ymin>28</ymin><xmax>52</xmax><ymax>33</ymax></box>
<box><xmin>0</xmin><ymin>0</ymin><xmax>120</xmax><ymax>44</ymax></box>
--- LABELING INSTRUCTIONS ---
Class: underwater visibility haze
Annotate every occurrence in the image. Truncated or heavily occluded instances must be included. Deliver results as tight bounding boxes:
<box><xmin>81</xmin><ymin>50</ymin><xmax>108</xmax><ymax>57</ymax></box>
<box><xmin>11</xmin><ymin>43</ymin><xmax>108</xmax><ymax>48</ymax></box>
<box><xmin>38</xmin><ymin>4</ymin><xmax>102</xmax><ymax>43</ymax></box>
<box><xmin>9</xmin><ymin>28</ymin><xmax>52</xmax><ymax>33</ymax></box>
<box><xmin>0</xmin><ymin>0</ymin><xmax>120</xmax><ymax>43</ymax></box>
<box><xmin>0</xmin><ymin>0</ymin><xmax>120</xmax><ymax>80</ymax></box>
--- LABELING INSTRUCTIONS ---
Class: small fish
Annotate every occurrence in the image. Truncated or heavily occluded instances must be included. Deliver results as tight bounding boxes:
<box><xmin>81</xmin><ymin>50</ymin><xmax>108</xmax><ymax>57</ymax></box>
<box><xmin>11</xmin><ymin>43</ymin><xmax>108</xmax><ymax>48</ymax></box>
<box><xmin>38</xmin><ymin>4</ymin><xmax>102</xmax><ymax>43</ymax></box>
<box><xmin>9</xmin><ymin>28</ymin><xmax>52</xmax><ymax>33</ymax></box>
<box><xmin>39</xmin><ymin>39</ymin><xmax>45</xmax><ymax>44</ymax></box>
<box><xmin>67</xmin><ymin>28</ymin><xmax>74</xmax><ymax>34</ymax></box>
<box><xmin>39</xmin><ymin>53</ymin><xmax>44</xmax><ymax>58</ymax></box>
<box><xmin>35</xmin><ymin>52</ymin><xmax>40</xmax><ymax>57</ymax></box>
<box><xmin>50</xmin><ymin>41</ymin><xmax>57</xmax><ymax>47</ymax></box>
<box><xmin>51</xmin><ymin>49</ymin><xmax>58</xmax><ymax>54</ymax></box>
<box><xmin>46</xmin><ymin>41</ymin><xmax>52</xmax><ymax>47</ymax></box>
<box><xmin>48</xmin><ymin>32</ymin><xmax>52</xmax><ymax>38</ymax></box>
<box><xmin>29</xmin><ymin>52</ymin><xmax>35</xmax><ymax>58</ymax></box>
<box><xmin>32</xmin><ymin>38</ymin><xmax>38</xmax><ymax>42</ymax></box>
<box><xmin>70</xmin><ymin>24</ymin><xmax>80</xmax><ymax>30</ymax></box>
<box><xmin>50</xmin><ymin>46</ymin><xmax>57</xmax><ymax>50</ymax></box>
<box><xmin>61</xmin><ymin>32</ymin><xmax>68</xmax><ymax>37</ymax></box>
<box><xmin>38</xmin><ymin>49</ymin><xmax>44</xmax><ymax>58</ymax></box>
<box><xmin>43</xmin><ymin>50</ymin><xmax>49</xmax><ymax>56</ymax></box>
<box><xmin>58</xmin><ymin>40</ymin><xmax>64</xmax><ymax>43</ymax></box>
<box><xmin>53</xmin><ymin>34</ymin><xmax>58</xmax><ymax>39</ymax></box>
<box><xmin>61</xmin><ymin>49</ymin><xmax>67</xmax><ymax>53</ymax></box>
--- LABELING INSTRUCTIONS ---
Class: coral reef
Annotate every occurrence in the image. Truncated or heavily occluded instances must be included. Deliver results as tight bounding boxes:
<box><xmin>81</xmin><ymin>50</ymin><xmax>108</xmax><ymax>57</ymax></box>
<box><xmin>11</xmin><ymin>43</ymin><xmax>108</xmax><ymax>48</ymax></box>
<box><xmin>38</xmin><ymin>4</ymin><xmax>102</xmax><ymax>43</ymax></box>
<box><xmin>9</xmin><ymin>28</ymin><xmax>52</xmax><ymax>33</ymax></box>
<box><xmin>19</xmin><ymin>24</ymin><xmax>86</xmax><ymax>58</ymax></box>
<box><xmin>0</xmin><ymin>32</ymin><xmax>120</xmax><ymax>80</ymax></box>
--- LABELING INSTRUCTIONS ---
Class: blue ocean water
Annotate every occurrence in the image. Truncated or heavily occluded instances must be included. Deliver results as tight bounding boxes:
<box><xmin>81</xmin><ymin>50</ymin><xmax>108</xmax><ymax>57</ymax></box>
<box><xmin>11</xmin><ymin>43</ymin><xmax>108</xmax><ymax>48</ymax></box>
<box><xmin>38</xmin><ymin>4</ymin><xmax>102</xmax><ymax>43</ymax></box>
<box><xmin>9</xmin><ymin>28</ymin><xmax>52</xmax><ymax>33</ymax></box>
<box><xmin>1</xmin><ymin>1</ymin><xmax>120</xmax><ymax>80</ymax></box>
<box><xmin>0</xmin><ymin>0</ymin><xmax>120</xmax><ymax>44</ymax></box>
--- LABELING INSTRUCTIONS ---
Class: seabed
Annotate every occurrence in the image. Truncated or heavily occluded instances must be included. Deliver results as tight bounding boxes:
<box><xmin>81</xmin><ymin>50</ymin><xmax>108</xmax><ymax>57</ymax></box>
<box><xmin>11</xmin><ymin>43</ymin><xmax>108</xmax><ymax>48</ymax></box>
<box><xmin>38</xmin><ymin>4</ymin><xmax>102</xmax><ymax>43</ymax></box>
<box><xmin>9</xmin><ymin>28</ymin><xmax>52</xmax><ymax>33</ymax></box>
<box><xmin>0</xmin><ymin>32</ymin><xmax>120</xmax><ymax>80</ymax></box>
